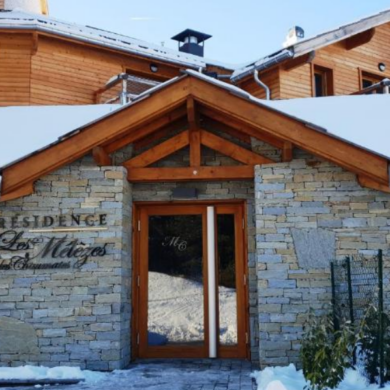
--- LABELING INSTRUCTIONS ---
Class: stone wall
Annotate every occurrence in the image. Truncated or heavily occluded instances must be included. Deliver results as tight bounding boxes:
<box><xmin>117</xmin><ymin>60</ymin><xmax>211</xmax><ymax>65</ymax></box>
<box><xmin>0</xmin><ymin>157</ymin><xmax>132</xmax><ymax>370</ymax></box>
<box><xmin>255</xmin><ymin>158</ymin><xmax>390</xmax><ymax>367</ymax></box>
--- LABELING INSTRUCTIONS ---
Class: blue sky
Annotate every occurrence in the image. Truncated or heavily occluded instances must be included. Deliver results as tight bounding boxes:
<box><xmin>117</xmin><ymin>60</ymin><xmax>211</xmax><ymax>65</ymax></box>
<box><xmin>50</xmin><ymin>0</ymin><xmax>390</xmax><ymax>65</ymax></box>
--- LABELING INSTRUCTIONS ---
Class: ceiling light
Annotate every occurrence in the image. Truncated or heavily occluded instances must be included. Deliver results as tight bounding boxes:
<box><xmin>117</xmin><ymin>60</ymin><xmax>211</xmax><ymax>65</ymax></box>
<box><xmin>150</xmin><ymin>64</ymin><xmax>158</xmax><ymax>73</ymax></box>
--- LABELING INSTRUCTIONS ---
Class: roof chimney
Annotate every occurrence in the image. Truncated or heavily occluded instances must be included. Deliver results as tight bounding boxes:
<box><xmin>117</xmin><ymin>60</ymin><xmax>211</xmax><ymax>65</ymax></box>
<box><xmin>3</xmin><ymin>0</ymin><xmax>49</xmax><ymax>14</ymax></box>
<box><xmin>283</xmin><ymin>26</ymin><xmax>304</xmax><ymax>48</ymax></box>
<box><xmin>171</xmin><ymin>29</ymin><xmax>212</xmax><ymax>57</ymax></box>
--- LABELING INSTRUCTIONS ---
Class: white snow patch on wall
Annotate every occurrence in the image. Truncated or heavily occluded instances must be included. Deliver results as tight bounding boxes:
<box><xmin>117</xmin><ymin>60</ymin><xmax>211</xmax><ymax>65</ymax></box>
<box><xmin>261</xmin><ymin>94</ymin><xmax>390</xmax><ymax>159</ymax></box>
<box><xmin>0</xmin><ymin>104</ymin><xmax>121</xmax><ymax>168</ymax></box>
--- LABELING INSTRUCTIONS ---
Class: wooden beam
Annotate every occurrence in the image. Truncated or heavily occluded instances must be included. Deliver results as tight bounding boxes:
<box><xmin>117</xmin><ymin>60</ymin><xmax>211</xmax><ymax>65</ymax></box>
<box><xmin>92</xmin><ymin>147</ymin><xmax>112</xmax><ymax>166</ymax></box>
<box><xmin>0</xmin><ymin>182</ymin><xmax>34</xmax><ymax>203</ymax></box>
<box><xmin>198</xmin><ymin>105</ymin><xmax>284</xmax><ymax>149</ymax></box>
<box><xmin>133</xmin><ymin>118</ymin><xmax>187</xmax><ymax>151</ymax></box>
<box><xmin>358</xmin><ymin>175</ymin><xmax>390</xmax><ymax>193</ymax></box>
<box><xmin>105</xmin><ymin>106</ymin><xmax>187</xmax><ymax>154</ymax></box>
<box><xmin>31</xmin><ymin>32</ymin><xmax>39</xmax><ymax>55</ymax></box>
<box><xmin>283</xmin><ymin>51</ymin><xmax>315</xmax><ymax>71</ymax></box>
<box><xmin>124</xmin><ymin>131</ymin><xmax>190</xmax><ymax>168</ymax></box>
<box><xmin>187</xmin><ymin>97</ymin><xmax>196</xmax><ymax>128</ymax></box>
<box><xmin>200</xmin><ymin>130</ymin><xmax>273</xmax><ymax>165</ymax></box>
<box><xmin>345</xmin><ymin>28</ymin><xmax>375</xmax><ymax>50</ymax></box>
<box><xmin>187</xmin><ymin>97</ymin><xmax>201</xmax><ymax>166</ymax></box>
<box><xmin>201</xmin><ymin>118</ymin><xmax>251</xmax><ymax>144</ymax></box>
<box><xmin>282</xmin><ymin>142</ymin><xmax>293</xmax><ymax>162</ymax></box>
<box><xmin>189</xmin><ymin>77</ymin><xmax>389</xmax><ymax>186</ymax></box>
<box><xmin>1</xmin><ymin>77</ymin><xmax>191</xmax><ymax>195</ymax></box>
<box><xmin>127</xmin><ymin>166</ymin><xmax>255</xmax><ymax>182</ymax></box>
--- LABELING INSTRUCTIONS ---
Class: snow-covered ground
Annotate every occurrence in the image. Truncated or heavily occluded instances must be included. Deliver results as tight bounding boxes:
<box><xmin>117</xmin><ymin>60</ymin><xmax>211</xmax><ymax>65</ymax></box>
<box><xmin>148</xmin><ymin>272</ymin><xmax>237</xmax><ymax>345</ymax></box>
<box><xmin>252</xmin><ymin>364</ymin><xmax>390</xmax><ymax>390</ymax></box>
<box><xmin>0</xmin><ymin>361</ymin><xmax>254</xmax><ymax>389</ymax></box>
<box><xmin>3</xmin><ymin>363</ymin><xmax>390</xmax><ymax>390</ymax></box>
<box><xmin>0</xmin><ymin>365</ymin><xmax>105</xmax><ymax>383</ymax></box>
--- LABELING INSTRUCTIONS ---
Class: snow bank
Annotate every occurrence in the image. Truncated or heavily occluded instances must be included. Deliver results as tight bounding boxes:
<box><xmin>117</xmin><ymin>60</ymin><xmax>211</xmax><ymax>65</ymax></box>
<box><xmin>252</xmin><ymin>364</ymin><xmax>390</xmax><ymax>390</ymax></box>
<box><xmin>0</xmin><ymin>365</ymin><xmax>105</xmax><ymax>383</ymax></box>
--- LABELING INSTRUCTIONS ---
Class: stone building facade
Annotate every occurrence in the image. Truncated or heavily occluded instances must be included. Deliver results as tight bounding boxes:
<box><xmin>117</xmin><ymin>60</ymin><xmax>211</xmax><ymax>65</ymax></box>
<box><xmin>0</xmin><ymin>148</ymin><xmax>389</xmax><ymax>369</ymax></box>
<box><xmin>255</xmin><ymin>158</ymin><xmax>390</xmax><ymax>366</ymax></box>
<box><xmin>0</xmin><ymin>160</ymin><xmax>132</xmax><ymax>370</ymax></box>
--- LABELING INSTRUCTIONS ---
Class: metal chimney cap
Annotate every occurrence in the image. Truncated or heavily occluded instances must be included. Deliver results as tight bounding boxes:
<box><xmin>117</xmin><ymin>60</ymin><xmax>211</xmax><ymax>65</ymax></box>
<box><xmin>171</xmin><ymin>29</ymin><xmax>212</xmax><ymax>44</ymax></box>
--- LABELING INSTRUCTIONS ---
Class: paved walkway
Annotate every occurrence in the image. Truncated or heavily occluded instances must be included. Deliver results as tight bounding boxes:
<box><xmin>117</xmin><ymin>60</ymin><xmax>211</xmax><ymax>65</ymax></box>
<box><xmin>6</xmin><ymin>360</ymin><xmax>257</xmax><ymax>390</ymax></box>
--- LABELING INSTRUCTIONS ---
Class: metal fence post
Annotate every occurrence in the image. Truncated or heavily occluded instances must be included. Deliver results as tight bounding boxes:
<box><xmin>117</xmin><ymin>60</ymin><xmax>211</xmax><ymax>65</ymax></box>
<box><xmin>346</xmin><ymin>256</ymin><xmax>356</xmax><ymax>365</ymax></box>
<box><xmin>378</xmin><ymin>249</ymin><xmax>385</xmax><ymax>388</ymax></box>
<box><xmin>330</xmin><ymin>262</ymin><xmax>339</xmax><ymax>330</ymax></box>
<box><xmin>346</xmin><ymin>257</ymin><xmax>355</xmax><ymax>325</ymax></box>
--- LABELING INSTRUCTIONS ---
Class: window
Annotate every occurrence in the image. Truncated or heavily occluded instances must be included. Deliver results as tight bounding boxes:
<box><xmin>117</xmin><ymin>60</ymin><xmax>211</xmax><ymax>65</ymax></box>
<box><xmin>313</xmin><ymin>65</ymin><xmax>334</xmax><ymax>97</ymax></box>
<box><xmin>361</xmin><ymin>71</ymin><xmax>384</xmax><ymax>94</ymax></box>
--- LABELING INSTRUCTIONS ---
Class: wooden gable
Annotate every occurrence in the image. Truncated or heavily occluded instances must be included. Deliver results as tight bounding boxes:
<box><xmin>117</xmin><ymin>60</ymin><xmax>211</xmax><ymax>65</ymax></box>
<box><xmin>239</xmin><ymin>22</ymin><xmax>390</xmax><ymax>99</ymax></box>
<box><xmin>1</xmin><ymin>74</ymin><xmax>389</xmax><ymax>202</ymax></box>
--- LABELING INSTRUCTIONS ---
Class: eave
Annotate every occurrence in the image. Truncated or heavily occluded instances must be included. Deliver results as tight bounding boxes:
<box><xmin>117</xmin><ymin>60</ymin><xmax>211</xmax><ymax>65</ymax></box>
<box><xmin>1</xmin><ymin>72</ymin><xmax>389</xmax><ymax>201</ymax></box>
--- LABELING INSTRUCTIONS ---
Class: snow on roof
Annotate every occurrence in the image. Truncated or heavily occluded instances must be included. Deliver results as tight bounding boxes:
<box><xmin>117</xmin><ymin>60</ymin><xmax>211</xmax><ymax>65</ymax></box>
<box><xmin>186</xmin><ymin>70</ymin><xmax>390</xmax><ymax>160</ymax></box>
<box><xmin>0</xmin><ymin>72</ymin><xmax>389</xmax><ymax>191</ymax></box>
<box><xmin>0</xmin><ymin>104</ymin><xmax>121</xmax><ymax>168</ymax></box>
<box><xmin>232</xmin><ymin>8</ymin><xmax>390</xmax><ymax>82</ymax></box>
<box><xmin>0</xmin><ymin>10</ymin><xmax>235</xmax><ymax>70</ymax></box>
<box><xmin>261</xmin><ymin>95</ymin><xmax>390</xmax><ymax>160</ymax></box>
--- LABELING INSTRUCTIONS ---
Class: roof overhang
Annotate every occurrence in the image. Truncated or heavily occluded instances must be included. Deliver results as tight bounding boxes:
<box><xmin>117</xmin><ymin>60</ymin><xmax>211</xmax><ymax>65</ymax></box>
<box><xmin>1</xmin><ymin>71</ymin><xmax>389</xmax><ymax>201</ymax></box>
<box><xmin>0</xmin><ymin>11</ymin><xmax>234</xmax><ymax>71</ymax></box>
<box><xmin>232</xmin><ymin>8</ymin><xmax>390</xmax><ymax>83</ymax></box>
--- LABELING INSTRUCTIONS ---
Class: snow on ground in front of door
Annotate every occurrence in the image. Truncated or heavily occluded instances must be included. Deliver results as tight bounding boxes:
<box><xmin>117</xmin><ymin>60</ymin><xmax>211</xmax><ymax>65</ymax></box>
<box><xmin>148</xmin><ymin>272</ymin><xmax>238</xmax><ymax>345</ymax></box>
<box><xmin>0</xmin><ymin>365</ymin><xmax>105</xmax><ymax>382</ymax></box>
<box><xmin>2</xmin><ymin>361</ymin><xmax>255</xmax><ymax>389</ymax></box>
<box><xmin>252</xmin><ymin>364</ymin><xmax>390</xmax><ymax>390</ymax></box>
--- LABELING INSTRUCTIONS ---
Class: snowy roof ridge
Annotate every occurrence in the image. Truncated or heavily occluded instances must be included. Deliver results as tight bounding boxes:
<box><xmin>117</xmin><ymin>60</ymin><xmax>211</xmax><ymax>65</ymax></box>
<box><xmin>1</xmin><ymin>72</ymin><xmax>390</xmax><ymax>198</ymax></box>
<box><xmin>0</xmin><ymin>10</ymin><xmax>236</xmax><ymax>70</ymax></box>
<box><xmin>231</xmin><ymin>7</ymin><xmax>390</xmax><ymax>82</ymax></box>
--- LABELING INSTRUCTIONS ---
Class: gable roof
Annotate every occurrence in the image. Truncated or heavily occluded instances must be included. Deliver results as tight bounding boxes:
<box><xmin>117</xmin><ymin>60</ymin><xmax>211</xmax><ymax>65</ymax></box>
<box><xmin>0</xmin><ymin>10</ymin><xmax>234</xmax><ymax>70</ymax></box>
<box><xmin>231</xmin><ymin>8</ymin><xmax>390</xmax><ymax>82</ymax></box>
<box><xmin>0</xmin><ymin>71</ymin><xmax>389</xmax><ymax>201</ymax></box>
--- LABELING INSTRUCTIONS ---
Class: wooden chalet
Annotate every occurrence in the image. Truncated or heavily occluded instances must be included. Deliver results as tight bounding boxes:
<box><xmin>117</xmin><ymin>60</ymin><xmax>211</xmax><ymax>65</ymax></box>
<box><xmin>0</xmin><ymin>0</ymin><xmax>389</xmax><ymax>370</ymax></box>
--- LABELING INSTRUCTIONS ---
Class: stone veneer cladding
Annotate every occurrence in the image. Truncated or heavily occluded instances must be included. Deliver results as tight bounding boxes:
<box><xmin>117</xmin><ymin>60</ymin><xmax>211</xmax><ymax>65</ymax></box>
<box><xmin>0</xmin><ymin>157</ymin><xmax>132</xmax><ymax>370</ymax></box>
<box><xmin>255</xmin><ymin>159</ymin><xmax>390</xmax><ymax>367</ymax></box>
<box><xmin>1</xmin><ymin>132</ymin><xmax>390</xmax><ymax>370</ymax></box>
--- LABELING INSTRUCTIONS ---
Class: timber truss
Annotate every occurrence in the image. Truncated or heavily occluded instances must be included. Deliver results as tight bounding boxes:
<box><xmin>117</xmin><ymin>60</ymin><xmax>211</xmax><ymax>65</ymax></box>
<box><xmin>99</xmin><ymin>97</ymin><xmax>282</xmax><ymax>182</ymax></box>
<box><xmin>1</xmin><ymin>73</ymin><xmax>389</xmax><ymax>201</ymax></box>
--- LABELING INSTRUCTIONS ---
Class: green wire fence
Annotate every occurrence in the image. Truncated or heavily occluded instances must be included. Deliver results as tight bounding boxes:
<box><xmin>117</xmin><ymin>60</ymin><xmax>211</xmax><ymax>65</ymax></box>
<box><xmin>331</xmin><ymin>250</ymin><xmax>385</xmax><ymax>387</ymax></box>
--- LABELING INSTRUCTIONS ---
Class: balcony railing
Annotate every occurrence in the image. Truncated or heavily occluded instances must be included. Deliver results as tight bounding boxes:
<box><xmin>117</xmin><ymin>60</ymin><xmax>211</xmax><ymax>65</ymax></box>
<box><xmin>351</xmin><ymin>78</ymin><xmax>390</xmax><ymax>95</ymax></box>
<box><xmin>95</xmin><ymin>73</ymin><xmax>161</xmax><ymax>105</ymax></box>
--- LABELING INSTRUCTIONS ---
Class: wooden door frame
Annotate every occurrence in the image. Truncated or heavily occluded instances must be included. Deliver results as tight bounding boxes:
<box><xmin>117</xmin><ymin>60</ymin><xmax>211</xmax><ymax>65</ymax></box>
<box><xmin>131</xmin><ymin>200</ymin><xmax>250</xmax><ymax>360</ymax></box>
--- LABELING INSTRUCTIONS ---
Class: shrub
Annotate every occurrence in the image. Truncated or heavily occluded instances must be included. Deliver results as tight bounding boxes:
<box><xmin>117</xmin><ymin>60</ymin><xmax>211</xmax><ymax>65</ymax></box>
<box><xmin>300</xmin><ymin>311</ymin><xmax>357</xmax><ymax>390</ymax></box>
<box><xmin>359</xmin><ymin>305</ymin><xmax>390</xmax><ymax>384</ymax></box>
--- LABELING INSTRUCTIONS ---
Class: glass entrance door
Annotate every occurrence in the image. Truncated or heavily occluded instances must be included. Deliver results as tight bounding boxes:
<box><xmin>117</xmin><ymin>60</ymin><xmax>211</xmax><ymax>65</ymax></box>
<box><xmin>135</xmin><ymin>203</ymin><xmax>248</xmax><ymax>359</ymax></box>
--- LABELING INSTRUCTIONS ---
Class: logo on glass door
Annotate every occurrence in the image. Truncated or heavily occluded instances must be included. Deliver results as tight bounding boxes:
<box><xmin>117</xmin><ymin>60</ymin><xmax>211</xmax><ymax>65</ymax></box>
<box><xmin>162</xmin><ymin>236</ymin><xmax>187</xmax><ymax>251</ymax></box>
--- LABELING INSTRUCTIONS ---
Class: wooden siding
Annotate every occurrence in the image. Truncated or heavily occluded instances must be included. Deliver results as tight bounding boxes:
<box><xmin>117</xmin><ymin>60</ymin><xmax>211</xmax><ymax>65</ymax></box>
<box><xmin>1</xmin><ymin>21</ymin><xmax>390</xmax><ymax>105</ymax></box>
<box><xmin>30</xmin><ymin>36</ymin><xmax>187</xmax><ymax>105</ymax></box>
<box><xmin>238</xmin><ymin>22</ymin><xmax>390</xmax><ymax>99</ymax></box>
<box><xmin>30</xmin><ymin>36</ymin><xmax>122</xmax><ymax>105</ymax></box>
<box><xmin>239</xmin><ymin>68</ymin><xmax>281</xmax><ymax>99</ymax></box>
<box><xmin>279</xmin><ymin>22</ymin><xmax>390</xmax><ymax>98</ymax></box>
<box><xmin>0</xmin><ymin>33</ymin><xmax>32</xmax><ymax>106</ymax></box>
